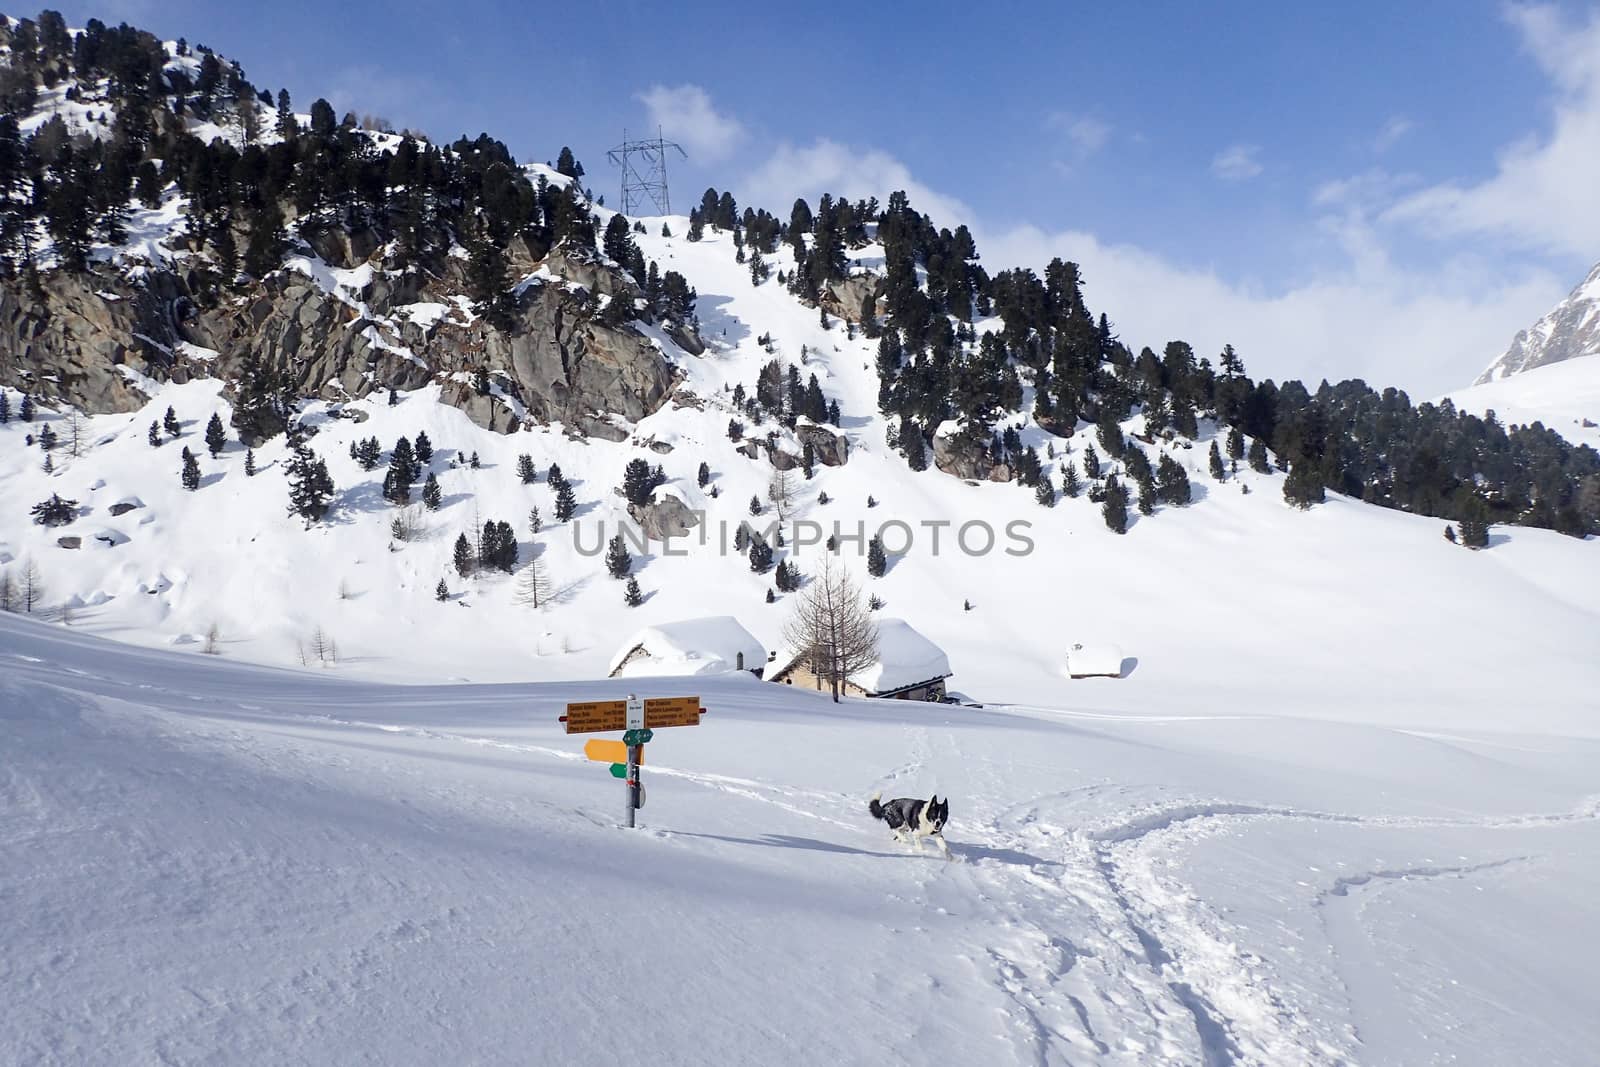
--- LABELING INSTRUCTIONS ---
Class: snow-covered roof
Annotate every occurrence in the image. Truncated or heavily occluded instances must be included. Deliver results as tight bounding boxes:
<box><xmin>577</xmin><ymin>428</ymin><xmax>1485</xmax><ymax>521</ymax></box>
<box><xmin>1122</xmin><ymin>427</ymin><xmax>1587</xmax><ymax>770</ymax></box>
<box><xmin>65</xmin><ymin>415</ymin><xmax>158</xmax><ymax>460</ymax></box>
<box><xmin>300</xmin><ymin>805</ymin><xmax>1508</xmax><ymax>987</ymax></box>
<box><xmin>774</xmin><ymin>618</ymin><xmax>951</xmax><ymax>695</ymax></box>
<box><xmin>854</xmin><ymin>619</ymin><xmax>951</xmax><ymax>693</ymax></box>
<box><xmin>1066</xmin><ymin>642</ymin><xmax>1124</xmax><ymax>678</ymax></box>
<box><xmin>607</xmin><ymin>616</ymin><xmax>766</xmax><ymax>678</ymax></box>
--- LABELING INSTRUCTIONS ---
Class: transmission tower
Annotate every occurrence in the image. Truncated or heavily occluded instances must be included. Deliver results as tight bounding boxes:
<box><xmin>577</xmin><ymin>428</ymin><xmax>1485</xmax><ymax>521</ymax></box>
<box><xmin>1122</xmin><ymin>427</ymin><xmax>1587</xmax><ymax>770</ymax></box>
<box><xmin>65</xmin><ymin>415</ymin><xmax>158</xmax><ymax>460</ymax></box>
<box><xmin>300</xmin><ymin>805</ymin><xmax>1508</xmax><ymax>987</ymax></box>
<box><xmin>607</xmin><ymin>128</ymin><xmax>687</xmax><ymax>216</ymax></box>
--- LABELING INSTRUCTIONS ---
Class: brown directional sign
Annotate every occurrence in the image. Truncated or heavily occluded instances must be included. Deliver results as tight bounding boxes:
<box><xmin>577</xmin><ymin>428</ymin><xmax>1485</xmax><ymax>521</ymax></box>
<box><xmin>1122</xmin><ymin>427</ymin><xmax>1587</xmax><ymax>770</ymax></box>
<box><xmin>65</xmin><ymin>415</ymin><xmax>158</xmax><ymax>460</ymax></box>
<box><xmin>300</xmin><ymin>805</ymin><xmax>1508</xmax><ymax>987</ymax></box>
<box><xmin>562</xmin><ymin>697</ymin><xmax>702</xmax><ymax>734</ymax></box>
<box><xmin>644</xmin><ymin>696</ymin><xmax>702</xmax><ymax>728</ymax></box>
<box><xmin>562</xmin><ymin>700</ymin><xmax>627</xmax><ymax>734</ymax></box>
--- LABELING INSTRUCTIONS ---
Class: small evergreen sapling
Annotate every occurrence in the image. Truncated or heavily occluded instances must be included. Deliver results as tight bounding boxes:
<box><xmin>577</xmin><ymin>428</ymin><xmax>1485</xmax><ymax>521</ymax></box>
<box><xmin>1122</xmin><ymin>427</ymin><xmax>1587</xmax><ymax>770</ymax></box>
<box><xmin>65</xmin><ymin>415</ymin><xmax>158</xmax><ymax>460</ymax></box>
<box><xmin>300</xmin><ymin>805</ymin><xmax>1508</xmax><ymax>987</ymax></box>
<box><xmin>453</xmin><ymin>533</ymin><xmax>475</xmax><ymax>577</ymax></box>
<box><xmin>205</xmin><ymin>413</ymin><xmax>227</xmax><ymax>457</ymax></box>
<box><xmin>554</xmin><ymin>480</ymin><xmax>577</xmax><ymax>522</ymax></box>
<box><xmin>20</xmin><ymin>394</ymin><xmax>35</xmax><ymax>422</ymax></box>
<box><xmin>624</xmin><ymin>576</ymin><xmax>643</xmax><ymax>606</ymax></box>
<box><xmin>181</xmin><ymin>447</ymin><xmax>201</xmax><ymax>491</ymax></box>
<box><xmin>517</xmin><ymin>454</ymin><xmax>537</xmax><ymax>484</ymax></box>
<box><xmin>163</xmin><ymin>406</ymin><xmax>181</xmax><ymax>438</ymax></box>
<box><xmin>148</xmin><ymin>422</ymin><xmax>161</xmax><ymax>448</ymax></box>
<box><xmin>605</xmin><ymin>533</ymin><xmax>632</xmax><ymax>579</ymax></box>
<box><xmin>422</xmin><ymin>472</ymin><xmax>442</xmax><ymax>510</ymax></box>
<box><xmin>436</xmin><ymin>578</ymin><xmax>449</xmax><ymax>602</ymax></box>
<box><xmin>244</xmin><ymin>449</ymin><xmax>256</xmax><ymax>476</ymax></box>
<box><xmin>867</xmin><ymin>535</ymin><xmax>887</xmax><ymax>577</ymax></box>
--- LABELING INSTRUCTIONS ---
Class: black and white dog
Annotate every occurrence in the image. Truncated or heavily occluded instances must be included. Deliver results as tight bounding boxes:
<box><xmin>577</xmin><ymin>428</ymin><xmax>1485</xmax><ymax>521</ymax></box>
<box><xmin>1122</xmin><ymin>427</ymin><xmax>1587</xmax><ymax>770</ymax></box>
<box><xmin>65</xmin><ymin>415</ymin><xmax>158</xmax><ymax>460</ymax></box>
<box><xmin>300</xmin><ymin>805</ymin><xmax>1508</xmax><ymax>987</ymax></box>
<box><xmin>868</xmin><ymin>792</ymin><xmax>951</xmax><ymax>856</ymax></box>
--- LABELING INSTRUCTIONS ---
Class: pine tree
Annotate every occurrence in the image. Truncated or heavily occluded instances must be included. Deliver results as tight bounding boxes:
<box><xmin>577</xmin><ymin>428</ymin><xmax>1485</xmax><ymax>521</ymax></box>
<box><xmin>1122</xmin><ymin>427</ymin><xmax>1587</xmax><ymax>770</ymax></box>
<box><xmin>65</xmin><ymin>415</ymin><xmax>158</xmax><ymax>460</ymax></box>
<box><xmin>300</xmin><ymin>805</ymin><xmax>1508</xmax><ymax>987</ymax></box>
<box><xmin>605</xmin><ymin>533</ymin><xmax>632</xmax><ymax>579</ymax></box>
<box><xmin>547</xmin><ymin>463</ymin><xmax>564</xmax><ymax>487</ymax></box>
<box><xmin>1157</xmin><ymin>453</ymin><xmax>1192</xmax><ymax>505</ymax></box>
<box><xmin>765</xmin><ymin>588</ymin><xmax>776</xmax><ymax>604</ymax></box>
<box><xmin>30</xmin><ymin>493</ymin><xmax>78</xmax><ymax>526</ymax></box>
<box><xmin>1083</xmin><ymin>444</ymin><xmax>1101</xmax><ymax>479</ymax></box>
<box><xmin>163</xmin><ymin>406</ymin><xmax>180</xmax><ymax>437</ymax></box>
<box><xmin>622</xmin><ymin>457</ymin><xmax>656</xmax><ymax>506</ymax></box>
<box><xmin>422</xmin><ymin>472</ymin><xmax>441</xmax><ymax>510</ymax></box>
<box><xmin>1063</xmin><ymin>463</ymin><xmax>1082</xmax><ymax>497</ymax></box>
<box><xmin>388</xmin><ymin>387</ymin><xmax>399</xmax><ymax>407</ymax></box>
<box><xmin>528</xmin><ymin>505</ymin><xmax>542</xmax><ymax>535</ymax></box>
<box><xmin>181</xmin><ymin>446</ymin><xmax>201</xmax><ymax>491</ymax></box>
<box><xmin>1209</xmin><ymin>441</ymin><xmax>1226</xmax><ymax>480</ymax></box>
<box><xmin>867</xmin><ymin>535</ymin><xmax>887</xmax><ymax>577</ymax></box>
<box><xmin>749</xmin><ymin>495</ymin><xmax>763</xmax><ymax>517</ymax></box>
<box><xmin>1132</xmin><ymin>483</ymin><xmax>1158</xmax><ymax>518</ymax></box>
<box><xmin>1458</xmin><ymin>496</ymin><xmax>1492</xmax><ymax>548</ymax></box>
<box><xmin>454</xmin><ymin>532</ymin><xmax>475</xmax><ymax>578</ymax></box>
<box><xmin>1035</xmin><ymin>480</ymin><xmax>1056</xmax><ymax>507</ymax></box>
<box><xmin>554</xmin><ymin>480</ymin><xmax>577</xmax><ymax>522</ymax></box>
<box><xmin>147</xmin><ymin>422</ymin><xmax>161</xmax><ymax>448</ymax></box>
<box><xmin>20</xmin><ymin>394</ymin><xmax>35</xmax><ymax>422</ymax></box>
<box><xmin>697</xmin><ymin>461</ymin><xmax>710</xmax><ymax>488</ymax></box>
<box><xmin>205</xmin><ymin>412</ymin><xmax>227</xmax><ymax>457</ymax></box>
<box><xmin>414</xmin><ymin>431</ymin><xmax>433</xmax><ymax>465</ymax></box>
<box><xmin>748</xmin><ymin>536</ymin><xmax>773</xmax><ymax>573</ymax></box>
<box><xmin>435</xmin><ymin>578</ymin><xmax>449</xmax><ymax>602</ymax></box>
<box><xmin>1102</xmin><ymin>476</ymin><xmax>1129</xmax><ymax>534</ymax></box>
<box><xmin>1248</xmin><ymin>438</ymin><xmax>1272</xmax><ymax>474</ymax></box>
<box><xmin>285</xmin><ymin>446</ymin><xmax>335</xmax><ymax>522</ymax></box>
<box><xmin>1282</xmin><ymin>459</ymin><xmax>1325</xmax><ymax>509</ymax></box>
<box><xmin>244</xmin><ymin>449</ymin><xmax>256</xmax><ymax>476</ymax></box>
<box><xmin>384</xmin><ymin>438</ymin><xmax>416</xmax><ymax>505</ymax></box>
<box><xmin>517</xmin><ymin>454</ymin><xmax>537</xmax><ymax>484</ymax></box>
<box><xmin>555</xmin><ymin>146</ymin><xmax>583</xmax><ymax>179</ymax></box>
<box><xmin>0</xmin><ymin>392</ymin><xmax>8</xmax><ymax>423</ymax></box>
<box><xmin>1226</xmin><ymin>427</ymin><xmax>1245</xmax><ymax>461</ymax></box>
<box><xmin>1444</xmin><ymin>524</ymin><xmax>1458</xmax><ymax>544</ymax></box>
<box><xmin>624</xmin><ymin>575</ymin><xmax>643</xmax><ymax>606</ymax></box>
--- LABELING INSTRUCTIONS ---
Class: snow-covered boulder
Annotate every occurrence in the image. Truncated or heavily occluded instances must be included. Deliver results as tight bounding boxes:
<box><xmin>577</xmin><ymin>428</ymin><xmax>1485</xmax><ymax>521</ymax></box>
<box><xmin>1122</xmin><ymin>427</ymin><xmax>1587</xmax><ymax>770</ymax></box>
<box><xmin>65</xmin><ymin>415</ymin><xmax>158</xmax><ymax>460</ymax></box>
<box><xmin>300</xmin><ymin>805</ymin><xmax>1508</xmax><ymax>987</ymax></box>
<box><xmin>608</xmin><ymin>617</ymin><xmax>767</xmax><ymax>678</ymax></box>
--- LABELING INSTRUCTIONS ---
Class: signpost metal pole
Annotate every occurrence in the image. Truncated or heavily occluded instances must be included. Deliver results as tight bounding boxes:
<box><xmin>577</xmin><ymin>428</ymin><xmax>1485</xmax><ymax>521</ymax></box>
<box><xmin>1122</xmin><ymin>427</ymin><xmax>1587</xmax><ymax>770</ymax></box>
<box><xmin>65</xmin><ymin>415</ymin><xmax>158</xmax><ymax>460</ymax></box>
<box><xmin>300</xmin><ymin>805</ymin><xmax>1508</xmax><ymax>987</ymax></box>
<box><xmin>625</xmin><ymin>695</ymin><xmax>644</xmax><ymax>828</ymax></box>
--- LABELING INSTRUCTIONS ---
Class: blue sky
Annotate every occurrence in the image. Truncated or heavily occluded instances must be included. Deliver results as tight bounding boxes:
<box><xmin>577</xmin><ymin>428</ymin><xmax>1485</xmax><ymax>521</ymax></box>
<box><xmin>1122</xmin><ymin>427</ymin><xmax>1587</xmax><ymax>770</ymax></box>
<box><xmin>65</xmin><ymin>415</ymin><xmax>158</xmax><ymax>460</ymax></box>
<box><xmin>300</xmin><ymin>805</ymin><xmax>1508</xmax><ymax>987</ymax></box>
<box><xmin>41</xmin><ymin>1</ymin><xmax>1600</xmax><ymax>393</ymax></box>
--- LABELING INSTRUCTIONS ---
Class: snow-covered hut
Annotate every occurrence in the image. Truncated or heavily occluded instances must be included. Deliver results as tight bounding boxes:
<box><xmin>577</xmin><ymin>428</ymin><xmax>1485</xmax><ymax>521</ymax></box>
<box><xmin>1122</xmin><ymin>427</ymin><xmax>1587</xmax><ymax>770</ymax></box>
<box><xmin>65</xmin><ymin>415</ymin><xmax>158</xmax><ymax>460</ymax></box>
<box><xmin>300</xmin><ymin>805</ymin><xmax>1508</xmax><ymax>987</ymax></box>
<box><xmin>769</xmin><ymin>618</ymin><xmax>952</xmax><ymax>700</ymax></box>
<box><xmin>607</xmin><ymin>617</ymin><xmax>767</xmax><ymax>679</ymax></box>
<box><xmin>1065</xmin><ymin>642</ymin><xmax>1124</xmax><ymax>679</ymax></box>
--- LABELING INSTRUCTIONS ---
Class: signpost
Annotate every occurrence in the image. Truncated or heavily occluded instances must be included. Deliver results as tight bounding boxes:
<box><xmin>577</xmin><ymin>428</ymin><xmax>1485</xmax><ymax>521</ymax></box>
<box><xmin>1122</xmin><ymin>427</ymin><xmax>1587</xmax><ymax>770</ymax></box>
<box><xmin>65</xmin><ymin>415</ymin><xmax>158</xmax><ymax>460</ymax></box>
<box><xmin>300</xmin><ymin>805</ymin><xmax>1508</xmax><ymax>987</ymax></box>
<box><xmin>561</xmin><ymin>693</ymin><xmax>702</xmax><ymax>828</ymax></box>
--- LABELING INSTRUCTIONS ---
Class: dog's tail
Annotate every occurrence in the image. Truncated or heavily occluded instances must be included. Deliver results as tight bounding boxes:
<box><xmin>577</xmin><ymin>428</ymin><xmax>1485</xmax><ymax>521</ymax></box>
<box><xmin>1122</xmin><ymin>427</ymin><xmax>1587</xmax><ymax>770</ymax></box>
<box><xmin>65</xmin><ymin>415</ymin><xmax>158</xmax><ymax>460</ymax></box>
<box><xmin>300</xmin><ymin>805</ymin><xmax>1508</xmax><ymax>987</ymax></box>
<box><xmin>868</xmin><ymin>791</ymin><xmax>884</xmax><ymax>820</ymax></box>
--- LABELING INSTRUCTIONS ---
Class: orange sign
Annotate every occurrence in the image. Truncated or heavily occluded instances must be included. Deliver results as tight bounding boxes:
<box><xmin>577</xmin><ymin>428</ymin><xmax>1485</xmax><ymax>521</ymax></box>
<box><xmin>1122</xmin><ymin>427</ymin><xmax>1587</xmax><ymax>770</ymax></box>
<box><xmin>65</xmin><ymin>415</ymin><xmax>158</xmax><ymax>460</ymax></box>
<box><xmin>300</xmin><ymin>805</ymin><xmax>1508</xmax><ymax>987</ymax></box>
<box><xmin>583</xmin><ymin>739</ymin><xmax>639</xmax><ymax>764</ymax></box>
<box><xmin>644</xmin><ymin>696</ymin><xmax>702</xmax><ymax>728</ymax></box>
<box><xmin>562</xmin><ymin>700</ymin><xmax>627</xmax><ymax>734</ymax></box>
<box><xmin>563</xmin><ymin>697</ymin><xmax>701</xmax><ymax>733</ymax></box>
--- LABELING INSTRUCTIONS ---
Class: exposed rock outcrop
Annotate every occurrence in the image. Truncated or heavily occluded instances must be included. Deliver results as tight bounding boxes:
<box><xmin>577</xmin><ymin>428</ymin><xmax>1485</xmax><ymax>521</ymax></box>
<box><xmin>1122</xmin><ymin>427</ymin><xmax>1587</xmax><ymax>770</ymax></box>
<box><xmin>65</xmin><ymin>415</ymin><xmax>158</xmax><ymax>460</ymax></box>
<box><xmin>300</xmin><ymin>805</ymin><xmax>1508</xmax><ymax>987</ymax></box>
<box><xmin>796</xmin><ymin>423</ymin><xmax>849</xmax><ymax>466</ymax></box>
<box><xmin>628</xmin><ymin>494</ymin><xmax>701</xmax><ymax>541</ymax></box>
<box><xmin>0</xmin><ymin>246</ymin><xmax>679</xmax><ymax>442</ymax></box>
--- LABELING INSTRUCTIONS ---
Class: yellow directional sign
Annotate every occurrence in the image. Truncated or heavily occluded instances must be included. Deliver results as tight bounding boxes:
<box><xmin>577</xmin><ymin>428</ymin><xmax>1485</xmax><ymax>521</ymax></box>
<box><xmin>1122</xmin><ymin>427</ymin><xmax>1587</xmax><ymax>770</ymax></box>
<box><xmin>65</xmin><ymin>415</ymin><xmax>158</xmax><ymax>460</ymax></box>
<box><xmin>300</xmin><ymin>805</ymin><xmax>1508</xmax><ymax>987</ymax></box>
<box><xmin>584</xmin><ymin>739</ymin><xmax>641</xmax><ymax>765</ymax></box>
<box><xmin>644</xmin><ymin>696</ymin><xmax>702</xmax><ymax>728</ymax></box>
<box><xmin>562</xmin><ymin>700</ymin><xmax>628</xmax><ymax>734</ymax></box>
<box><xmin>563</xmin><ymin>697</ymin><xmax>701</xmax><ymax>733</ymax></box>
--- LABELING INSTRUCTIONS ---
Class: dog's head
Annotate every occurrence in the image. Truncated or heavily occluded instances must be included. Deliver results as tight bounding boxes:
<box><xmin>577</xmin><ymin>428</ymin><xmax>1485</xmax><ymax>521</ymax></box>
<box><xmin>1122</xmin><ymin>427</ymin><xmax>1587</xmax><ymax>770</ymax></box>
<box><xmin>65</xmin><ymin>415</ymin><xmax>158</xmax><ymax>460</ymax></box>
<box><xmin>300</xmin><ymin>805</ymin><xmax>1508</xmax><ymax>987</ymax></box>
<box><xmin>926</xmin><ymin>795</ymin><xmax>949</xmax><ymax>832</ymax></box>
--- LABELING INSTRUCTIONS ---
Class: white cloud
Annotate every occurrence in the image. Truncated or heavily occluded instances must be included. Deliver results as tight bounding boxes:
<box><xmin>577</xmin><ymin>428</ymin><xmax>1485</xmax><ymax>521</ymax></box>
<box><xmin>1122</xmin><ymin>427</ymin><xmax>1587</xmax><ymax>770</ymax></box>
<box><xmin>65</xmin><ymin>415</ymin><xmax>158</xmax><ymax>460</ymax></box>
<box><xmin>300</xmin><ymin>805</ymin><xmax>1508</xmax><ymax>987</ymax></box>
<box><xmin>1044</xmin><ymin>112</ymin><xmax>1112</xmax><ymax>172</ymax></box>
<box><xmin>1373</xmin><ymin>115</ymin><xmax>1415</xmax><ymax>152</ymax></box>
<box><xmin>739</xmin><ymin>138</ymin><xmax>975</xmax><ymax>226</ymax></box>
<box><xmin>634</xmin><ymin>84</ymin><xmax>745</xmax><ymax>163</ymax></box>
<box><xmin>981</xmin><ymin>223</ymin><xmax>1561</xmax><ymax>395</ymax></box>
<box><xmin>1384</xmin><ymin>4</ymin><xmax>1600</xmax><ymax>258</ymax></box>
<box><xmin>1211</xmin><ymin>143</ymin><xmax>1263</xmax><ymax>181</ymax></box>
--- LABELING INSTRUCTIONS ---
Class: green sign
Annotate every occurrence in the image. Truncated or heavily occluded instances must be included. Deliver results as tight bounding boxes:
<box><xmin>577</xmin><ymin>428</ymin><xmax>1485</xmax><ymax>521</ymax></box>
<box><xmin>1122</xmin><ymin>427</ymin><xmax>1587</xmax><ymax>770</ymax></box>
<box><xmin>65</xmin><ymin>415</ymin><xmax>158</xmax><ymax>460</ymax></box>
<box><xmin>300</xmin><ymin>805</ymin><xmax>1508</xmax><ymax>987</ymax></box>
<box><xmin>623</xmin><ymin>728</ymin><xmax>654</xmax><ymax>746</ymax></box>
<box><xmin>610</xmin><ymin>762</ymin><xmax>628</xmax><ymax>778</ymax></box>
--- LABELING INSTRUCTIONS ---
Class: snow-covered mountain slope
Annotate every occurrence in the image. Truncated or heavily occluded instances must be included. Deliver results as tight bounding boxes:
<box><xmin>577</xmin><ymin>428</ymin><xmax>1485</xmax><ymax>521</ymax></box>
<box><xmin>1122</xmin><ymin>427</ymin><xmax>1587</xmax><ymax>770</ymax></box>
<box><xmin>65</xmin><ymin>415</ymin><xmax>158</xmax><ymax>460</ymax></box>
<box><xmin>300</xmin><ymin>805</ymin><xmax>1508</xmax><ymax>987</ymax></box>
<box><xmin>1445</xmin><ymin>355</ymin><xmax>1600</xmax><ymax>451</ymax></box>
<box><xmin>1476</xmin><ymin>261</ymin><xmax>1600</xmax><ymax>384</ymax></box>
<box><xmin>6</xmin><ymin>611</ymin><xmax>1600</xmax><ymax>1065</ymax></box>
<box><xmin>4</xmin><ymin>215</ymin><xmax>1598</xmax><ymax>732</ymax></box>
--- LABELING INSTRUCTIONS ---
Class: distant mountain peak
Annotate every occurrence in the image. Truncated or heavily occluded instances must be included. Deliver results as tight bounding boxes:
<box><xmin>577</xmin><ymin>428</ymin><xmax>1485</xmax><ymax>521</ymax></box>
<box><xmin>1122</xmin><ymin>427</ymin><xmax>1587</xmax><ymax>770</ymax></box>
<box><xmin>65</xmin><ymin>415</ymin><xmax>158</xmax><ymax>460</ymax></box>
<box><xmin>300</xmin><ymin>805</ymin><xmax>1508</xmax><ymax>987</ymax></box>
<box><xmin>1477</xmin><ymin>261</ymin><xmax>1600</xmax><ymax>385</ymax></box>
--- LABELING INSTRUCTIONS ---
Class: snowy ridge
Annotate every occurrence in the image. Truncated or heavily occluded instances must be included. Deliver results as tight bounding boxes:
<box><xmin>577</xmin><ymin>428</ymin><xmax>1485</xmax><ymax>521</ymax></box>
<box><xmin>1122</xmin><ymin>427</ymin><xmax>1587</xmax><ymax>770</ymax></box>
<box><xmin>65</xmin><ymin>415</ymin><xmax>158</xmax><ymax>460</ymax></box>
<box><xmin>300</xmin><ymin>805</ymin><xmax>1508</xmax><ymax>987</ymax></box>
<box><xmin>1476</xmin><ymin>260</ymin><xmax>1600</xmax><ymax>384</ymax></box>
